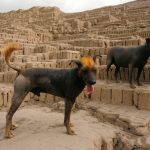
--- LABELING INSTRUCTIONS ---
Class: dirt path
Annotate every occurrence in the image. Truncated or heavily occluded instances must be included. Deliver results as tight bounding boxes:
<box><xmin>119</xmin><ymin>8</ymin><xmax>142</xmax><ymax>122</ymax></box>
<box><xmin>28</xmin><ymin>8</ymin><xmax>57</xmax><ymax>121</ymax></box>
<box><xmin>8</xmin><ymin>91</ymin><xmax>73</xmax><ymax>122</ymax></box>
<box><xmin>0</xmin><ymin>105</ymin><xmax>117</xmax><ymax>150</ymax></box>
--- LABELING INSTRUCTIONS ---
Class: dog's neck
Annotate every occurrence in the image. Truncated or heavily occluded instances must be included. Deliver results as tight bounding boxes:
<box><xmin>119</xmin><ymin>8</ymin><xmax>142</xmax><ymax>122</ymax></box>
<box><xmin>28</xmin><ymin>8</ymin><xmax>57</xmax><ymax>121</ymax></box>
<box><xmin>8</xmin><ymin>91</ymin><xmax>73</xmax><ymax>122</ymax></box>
<box><xmin>74</xmin><ymin>68</ymin><xmax>86</xmax><ymax>87</ymax></box>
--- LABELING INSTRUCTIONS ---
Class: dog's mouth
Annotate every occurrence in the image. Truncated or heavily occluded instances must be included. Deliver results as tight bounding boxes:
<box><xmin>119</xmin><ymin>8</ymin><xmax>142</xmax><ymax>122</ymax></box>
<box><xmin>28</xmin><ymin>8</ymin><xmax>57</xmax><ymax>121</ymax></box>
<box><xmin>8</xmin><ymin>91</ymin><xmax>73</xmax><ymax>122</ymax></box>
<box><xmin>85</xmin><ymin>85</ymin><xmax>94</xmax><ymax>94</ymax></box>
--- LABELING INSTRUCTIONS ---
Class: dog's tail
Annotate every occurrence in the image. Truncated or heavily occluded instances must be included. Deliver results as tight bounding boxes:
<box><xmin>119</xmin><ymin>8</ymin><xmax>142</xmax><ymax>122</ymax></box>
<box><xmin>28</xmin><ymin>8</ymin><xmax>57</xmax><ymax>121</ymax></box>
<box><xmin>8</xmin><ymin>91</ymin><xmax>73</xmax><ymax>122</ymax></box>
<box><xmin>1</xmin><ymin>42</ymin><xmax>21</xmax><ymax>73</ymax></box>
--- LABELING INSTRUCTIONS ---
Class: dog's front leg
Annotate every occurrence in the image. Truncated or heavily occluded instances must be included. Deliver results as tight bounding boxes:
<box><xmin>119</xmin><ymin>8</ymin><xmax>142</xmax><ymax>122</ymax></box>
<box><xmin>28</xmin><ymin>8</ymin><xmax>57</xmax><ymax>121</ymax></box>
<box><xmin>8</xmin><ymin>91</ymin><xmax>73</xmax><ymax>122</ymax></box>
<box><xmin>129</xmin><ymin>64</ymin><xmax>135</xmax><ymax>88</ymax></box>
<box><xmin>137</xmin><ymin>67</ymin><xmax>144</xmax><ymax>86</ymax></box>
<box><xmin>64</xmin><ymin>99</ymin><xmax>76</xmax><ymax>135</ymax></box>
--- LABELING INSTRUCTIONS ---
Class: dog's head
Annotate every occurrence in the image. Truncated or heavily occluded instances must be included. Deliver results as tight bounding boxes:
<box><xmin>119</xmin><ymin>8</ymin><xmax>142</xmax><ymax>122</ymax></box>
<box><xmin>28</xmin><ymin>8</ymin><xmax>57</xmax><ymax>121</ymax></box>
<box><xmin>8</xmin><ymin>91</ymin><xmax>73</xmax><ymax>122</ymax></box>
<box><xmin>70</xmin><ymin>56</ymin><xmax>98</xmax><ymax>94</ymax></box>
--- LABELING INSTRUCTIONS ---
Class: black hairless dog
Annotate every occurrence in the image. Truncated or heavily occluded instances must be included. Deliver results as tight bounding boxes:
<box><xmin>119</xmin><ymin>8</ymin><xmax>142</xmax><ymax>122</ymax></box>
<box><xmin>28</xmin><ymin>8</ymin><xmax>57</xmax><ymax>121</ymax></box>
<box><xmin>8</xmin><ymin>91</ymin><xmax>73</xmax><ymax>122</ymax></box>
<box><xmin>106</xmin><ymin>38</ymin><xmax>150</xmax><ymax>88</ymax></box>
<box><xmin>2</xmin><ymin>43</ymin><xmax>97</xmax><ymax>138</ymax></box>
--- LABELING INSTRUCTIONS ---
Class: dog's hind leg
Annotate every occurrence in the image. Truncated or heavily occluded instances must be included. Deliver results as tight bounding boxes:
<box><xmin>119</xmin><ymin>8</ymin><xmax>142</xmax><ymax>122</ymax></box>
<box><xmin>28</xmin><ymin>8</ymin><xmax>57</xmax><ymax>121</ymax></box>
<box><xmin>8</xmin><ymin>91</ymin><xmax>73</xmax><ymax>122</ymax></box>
<box><xmin>5</xmin><ymin>91</ymin><xmax>29</xmax><ymax>138</ymax></box>
<box><xmin>114</xmin><ymin>66</ymin><xmax>120</xmax><ymax>83</ymax></box>
<box><xmin>129</xmin><ymin>64</ymin><xmax>136</xmax><ymax>88</ymax></box>
<box><xmin>5</xmin><ymin>75</ymin><xmax>30</xmax><ymax>138</ymax></box>
<box><xmin>64</xmin><ymin>100</ymin><xmax>76</xmax><ymax>135</ymax></box>
<box><xmin>137</xmin><ymin>67</ymin><xmax>144</xmax><ymax>86</ymax></box>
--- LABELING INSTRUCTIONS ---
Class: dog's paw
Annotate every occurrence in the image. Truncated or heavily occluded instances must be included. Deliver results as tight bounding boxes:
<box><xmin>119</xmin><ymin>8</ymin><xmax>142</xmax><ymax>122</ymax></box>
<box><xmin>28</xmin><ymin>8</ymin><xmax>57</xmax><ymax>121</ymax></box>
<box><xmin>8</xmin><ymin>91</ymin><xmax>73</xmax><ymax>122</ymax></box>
<box><xmin>116</xmin><ymin>80</ymin><xmax>120</xmax><ymax>83</ymax></box>
<box><xmin>10</xmin><ymin>124</ymin><xmax>18</xmax><ymax>130</ymax></box>
<box><xmin>137</xmin><ymin>83</ymin><xmax>143</xmax><ymax>86</ymax></box>
<box><xmin>67</xmin><ymin>128</ymin><xmax>77</xmax><ymax>135</ymax></box>
<box><xmin>130</xmin><ymin>84</ymin><xmax>136</xmax><ymax>89</ymax></box>
<box><xmin>5</xmin><ymin>131</ymin><xmax>15</xmax><ymax>139</ymax></box>
<box><xmin>69</xmin><ymin>123</ymin><xmax>74</xmax><ymax>127</ymax></box>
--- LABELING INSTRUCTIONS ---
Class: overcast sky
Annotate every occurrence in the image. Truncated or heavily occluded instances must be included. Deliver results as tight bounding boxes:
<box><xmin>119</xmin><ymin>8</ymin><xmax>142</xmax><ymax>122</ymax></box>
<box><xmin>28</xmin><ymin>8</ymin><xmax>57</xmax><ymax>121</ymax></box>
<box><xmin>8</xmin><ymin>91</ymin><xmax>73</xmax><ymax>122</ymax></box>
<box><xmin>0</xmin><ymin>0</ymin><xmax>133</xmax><ymax>13</ymax></box>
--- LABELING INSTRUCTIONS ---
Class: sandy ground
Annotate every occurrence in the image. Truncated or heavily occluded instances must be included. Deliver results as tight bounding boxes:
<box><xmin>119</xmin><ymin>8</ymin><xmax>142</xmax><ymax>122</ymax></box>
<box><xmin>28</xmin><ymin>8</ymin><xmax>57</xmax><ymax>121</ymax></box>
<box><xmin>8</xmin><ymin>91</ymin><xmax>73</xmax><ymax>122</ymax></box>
<box><xmin>0</xmin><ymin>105</ymin><xmax>117</xmax><ymax>150</ymax></box>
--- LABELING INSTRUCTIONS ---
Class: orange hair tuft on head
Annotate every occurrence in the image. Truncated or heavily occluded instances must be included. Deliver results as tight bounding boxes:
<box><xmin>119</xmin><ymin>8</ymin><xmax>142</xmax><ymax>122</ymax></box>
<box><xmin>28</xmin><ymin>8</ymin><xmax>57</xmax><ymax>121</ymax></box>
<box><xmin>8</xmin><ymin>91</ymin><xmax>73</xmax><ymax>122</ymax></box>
<box><xmin>80</xmin><ymin>56</ymin><xmax>94</xmax><ymax>68</ymax></box>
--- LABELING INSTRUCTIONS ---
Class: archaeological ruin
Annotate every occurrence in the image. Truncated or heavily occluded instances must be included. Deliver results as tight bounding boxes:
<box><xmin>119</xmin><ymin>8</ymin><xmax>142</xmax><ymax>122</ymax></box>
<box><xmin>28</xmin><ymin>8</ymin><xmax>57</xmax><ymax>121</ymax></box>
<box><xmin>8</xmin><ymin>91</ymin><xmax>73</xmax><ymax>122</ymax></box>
<box><xmin>0</xmin><ymin>0</ymin><xmax>150</xmax><ymax>149</ymax></box>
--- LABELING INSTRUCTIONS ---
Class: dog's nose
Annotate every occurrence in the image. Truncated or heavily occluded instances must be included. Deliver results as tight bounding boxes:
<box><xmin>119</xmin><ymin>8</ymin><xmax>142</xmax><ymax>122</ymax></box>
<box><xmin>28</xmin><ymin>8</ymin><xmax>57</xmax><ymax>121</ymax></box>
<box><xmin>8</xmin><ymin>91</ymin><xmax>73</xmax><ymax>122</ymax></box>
<box><xmin>88</xmin><ymin>80</ymin><xmax>96</xmax><ymax>85</ymax></box>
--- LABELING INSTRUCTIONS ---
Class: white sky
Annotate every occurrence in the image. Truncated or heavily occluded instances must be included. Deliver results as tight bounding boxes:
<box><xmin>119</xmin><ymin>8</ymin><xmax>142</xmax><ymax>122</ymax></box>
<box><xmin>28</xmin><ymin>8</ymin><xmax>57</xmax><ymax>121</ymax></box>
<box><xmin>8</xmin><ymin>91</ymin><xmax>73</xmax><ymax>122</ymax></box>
<box><xmin>0</xmin><ymin>0</ymin><xmax>134</xmax><ymax>13</ymax></box>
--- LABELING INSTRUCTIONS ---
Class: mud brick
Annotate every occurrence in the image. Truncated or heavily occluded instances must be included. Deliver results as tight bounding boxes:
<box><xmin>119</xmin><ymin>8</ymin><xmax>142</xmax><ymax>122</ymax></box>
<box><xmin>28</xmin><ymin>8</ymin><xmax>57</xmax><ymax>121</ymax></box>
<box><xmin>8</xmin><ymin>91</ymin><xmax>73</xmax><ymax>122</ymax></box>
<box><xmin>99</xmin><ymin>67</ymin><xmax>103</xmax><ymax>80</ymax></box>
<box><xmin>45</xmin><ymin>94</ymin><xmax>54</xmax><ymax>104</ymax></box>
<box><xmin>95</xmin><ymin>58</ymin><xmax>100</xmax><ymax>66</ymax></box>
<box><xmin>94</xmin><ymin>49</ymin><xmax>100</xmax><ymax>56</ymax></box>
<box><xmin>104</xmin><ymin>47</ymin><xmax>109</xmax><ymax>55</ymax></box>
<box><xmin>101</xmin><ymin>87</ymin><xmax>112</xmax><ymax>103</ymax></box>
<box><xmin>3</xmin><ymin>91</ymin><xmax>8</xmax><ymax>107</ymax></box>
<box><xmin>80</xmin><ymin>49</ymin><xmax>84</xmax><ymax>56</ymax></box>
<box><xmin>111</xmin><ymin>88</ymin><xmax>123</xmax><ymax>104</ymax></box>
<box><xmin>3</xmin><ymin>72</ymin><xmax>8</xmax><ymax>82</ymax></box>
<box><xmin>138</xmin><ymin>91</ymin><xmax>150</xmax><ymax>110</ymax></box>
<box><xmin>26</xmin><ymin>63</ymin><xmax>33</xmax><ymax>68</ymax></box>
<box><xmin>44</xmin><ymin>54</ymin><xmax>50</xmax><ymax>61</ymax></box>
<box><xmin>143</xmin><ymin>66</ymin><xmax>149</xmax><ymax>82</ymax></box>
<box><xmin>91</xmin><ymin>86</ymin><xmax>101</xmax><ymax>101</ymax></box>
<box><xmin>31</xmin><ymin>56</ymin><xmax>38</xmax><ymax>62</ymax></box>
<box><xmin>33</xmin><ymin>94</ymin><xmax>39</xmax><ymax>101</ymax></box>
<box><xmin>96</xmin><ymin>67</ymin><xmax>100</xmax><ymax>79</ymax></box>
<box><xmin>100</xmin><ymin>55</ymin><xmax>107</xmax><ymax>65</ymax></box>
<box><xmin>0</xmin><ymin>73</ymin><xmax>4</xmax><ymax>82</ymax></box>
<box><xmin>79</xmin><ymin>91</ymin><xmax>85</xmax><ymax>100</ymax></box>
<box><xmin>30</xmin><ymin>93</ymin><xmax>35</xmax><ymax>100</ymax></box>
<box><xmin>53</xmin><ymin>52</ymin><xmax>58</xmax><ymax>59</ymax></box>
<box><xmin>37</xmin><ymin>63</ymin><xmax>44</xmax><ymax>68</ymax></box>
<box><xmin>102</xmin><ymin>66</ymin><xmax>107</xmax><ymax>80</ymax></box>
<box><xmin>76</xmin><ymin>91</ymin><xmax>85</xmax><ymax>105</ymax></box>
<box><xmin>62</xmin><ymin>51</ymin><xmax>69</xmax><ymax>59</ymax></box>
<box><xmin>24</xmin><ymin>49</ymin><xmax>31</xmax><ymax>55</ymax></box>
<box><xmin>49</xmin><ymin>52</ymin><xmax>53</xmax><ymax>59</ymax></box>
<box><xmin>24</xmin><ymin>93</ymin><xmax>31</xmax><ymax>102</ymax></box>
<box><xmin>54</xmin><ymin>96</ymin><xmax>64</xmax><ymax>102</ymax></box>
<box><xmin>122</xmin><ymin>89</ymin><xmax>134</xmax><ymax>105</ymax></box>
<box><xmin>0</xmin><ymin>91</ymin><xmax>3</xmax><ymax>106</ymax></box>
<box><xmin>37</xmin><ymin>55</ymin><xmax>43</xmax><ymax>61</ymax></box>
<box><xmin>56</xmin><ymin>51</ymin><xmax>60</xmax><ymax>59</ymax></box>
<box><xmin>39</xmin><ymin>93</ymin><xmax>46</xmax><ymax>102</ymax></box>
<box><xmin>89</xmin><ymin>49</ymin><xmax>95</xmax><ymax>57</ymax></box>
<box><xmin>7</xmin><ymin>71</ymin><xmax>17</xmax><ymax>83</ymax></box>
<box><xmin>44</xmin><ymin>63</ymin><xmax>50</xmax><ymax>68</ymax></box>
<box><xmin>83</xmin><ymin>49</ymin><xmax>89</xmax><ymax>55</ymax></box>
<box><xmin>32</xmin><ymin>63</ymin><xmax>38</xmax><ymax>68</ymax></box>
<box><xmin>120</xmin><ymin>68</ymin><xmax>124</xmax><ymax>81</ymax></box>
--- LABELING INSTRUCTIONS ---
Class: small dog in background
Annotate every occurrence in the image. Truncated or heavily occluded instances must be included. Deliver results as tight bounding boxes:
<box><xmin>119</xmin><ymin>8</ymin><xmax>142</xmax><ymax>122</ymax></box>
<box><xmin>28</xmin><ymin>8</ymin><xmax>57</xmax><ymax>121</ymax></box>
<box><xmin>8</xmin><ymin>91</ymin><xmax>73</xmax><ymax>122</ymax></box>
<box><xmin>106</xmin><ymin>38</ymin><xmax>150</xmax><ymax>88</ymax></box>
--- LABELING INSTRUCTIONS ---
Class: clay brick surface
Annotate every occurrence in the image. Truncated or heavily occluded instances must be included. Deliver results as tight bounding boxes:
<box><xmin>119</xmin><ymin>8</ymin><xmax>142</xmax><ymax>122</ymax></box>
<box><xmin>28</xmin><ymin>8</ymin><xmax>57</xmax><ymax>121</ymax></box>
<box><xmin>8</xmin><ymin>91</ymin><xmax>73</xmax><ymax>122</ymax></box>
<box><xmin>122</xmin><ymin>89</ymin><xmax>134</xmax><ymax>105</ymax></box>
<box><xmin>101</xmin><ymin>87</ymin><xmax>112</xmax><ymax>103</ymax></box>
<box><xmin>91</xmin><ymin>86</ymin><xmax>101</xmax><ymax>101</ymax></box>
<box><xmin>112</xmin><ymin>88</ymin><xmax>123</xmax><ymax>104</ymax></box>
<box><xmin>138</xmin><ymin>92</ymin><xmax>150</xmax><ymax>110</ymax></box>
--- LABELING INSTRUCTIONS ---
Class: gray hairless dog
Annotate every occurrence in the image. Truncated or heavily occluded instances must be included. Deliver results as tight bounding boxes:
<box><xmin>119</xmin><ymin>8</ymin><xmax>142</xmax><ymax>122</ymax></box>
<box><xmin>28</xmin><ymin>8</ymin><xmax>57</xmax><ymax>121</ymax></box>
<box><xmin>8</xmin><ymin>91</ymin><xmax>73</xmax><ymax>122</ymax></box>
<box><xmin>2</xmin><ymin>43</ymin><xmax>96</xmax><ymax>138</ymax></box>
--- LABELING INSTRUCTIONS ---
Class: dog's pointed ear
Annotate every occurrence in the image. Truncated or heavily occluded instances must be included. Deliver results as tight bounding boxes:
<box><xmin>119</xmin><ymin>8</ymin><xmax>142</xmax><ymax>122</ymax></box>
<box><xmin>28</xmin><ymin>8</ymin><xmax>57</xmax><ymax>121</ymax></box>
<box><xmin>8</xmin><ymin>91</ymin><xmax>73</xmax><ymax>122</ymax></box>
<box><xmin>93</xmin><ymin>55</ymin><xmax>102</xmax><ymax>62</ymax></box>
<box><xmin>146</xmin><ymin>38</ymin><xmax>150</xmax><ymax>45</ymax></box>
<box><xmin>69</xmin><ymin>60</ymin><xmax>82</xmax><ymax>68</ymax></box>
